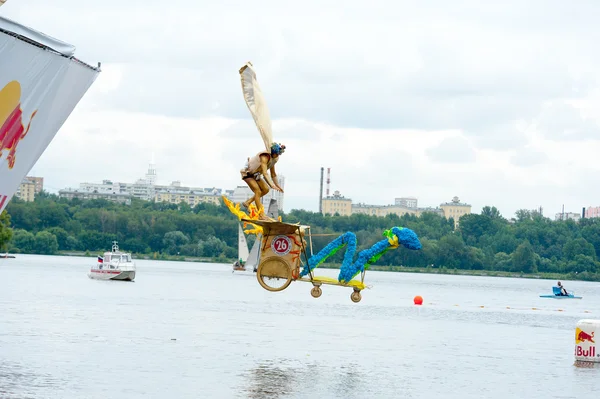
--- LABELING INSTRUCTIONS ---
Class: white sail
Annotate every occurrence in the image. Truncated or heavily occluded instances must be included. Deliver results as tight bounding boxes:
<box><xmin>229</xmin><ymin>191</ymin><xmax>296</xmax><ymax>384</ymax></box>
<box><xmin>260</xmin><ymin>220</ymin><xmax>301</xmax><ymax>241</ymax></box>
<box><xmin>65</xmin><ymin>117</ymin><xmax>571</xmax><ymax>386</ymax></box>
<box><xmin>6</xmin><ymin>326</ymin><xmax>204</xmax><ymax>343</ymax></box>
<box><xmin>245</xmin><ymin>234</ymin><xmax>261</xmax><ymax>271</ymax></box>
<box><xmin>265</xmin><ymin>198</ymin><xmax>279</xmax><ymax>220</ymax></box>
<box><xmin>0</xmin><ymin>16</ymin><xmax>100</xmax><ymax>214</ymax></box>
<box><xmin>239</xmin><ymin>62</ymin><xmax>273</xmax><ymax>152</ymax></box>
<box><xmin>238</xmin><ymin>224</ymin><xmax>250</xmax><ymax>261</ymax></box>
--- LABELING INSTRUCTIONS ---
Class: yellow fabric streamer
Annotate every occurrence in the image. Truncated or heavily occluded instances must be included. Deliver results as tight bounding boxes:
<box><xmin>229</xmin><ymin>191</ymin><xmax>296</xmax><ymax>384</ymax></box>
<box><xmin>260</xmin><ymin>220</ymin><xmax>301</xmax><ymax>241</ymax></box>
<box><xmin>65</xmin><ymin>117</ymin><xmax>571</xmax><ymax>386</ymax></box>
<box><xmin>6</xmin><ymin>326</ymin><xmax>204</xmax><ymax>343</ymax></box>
<box><xmin>221</xmin><ymin>196</ymin><xmax>263</xmax><ymax>235</ymax></box>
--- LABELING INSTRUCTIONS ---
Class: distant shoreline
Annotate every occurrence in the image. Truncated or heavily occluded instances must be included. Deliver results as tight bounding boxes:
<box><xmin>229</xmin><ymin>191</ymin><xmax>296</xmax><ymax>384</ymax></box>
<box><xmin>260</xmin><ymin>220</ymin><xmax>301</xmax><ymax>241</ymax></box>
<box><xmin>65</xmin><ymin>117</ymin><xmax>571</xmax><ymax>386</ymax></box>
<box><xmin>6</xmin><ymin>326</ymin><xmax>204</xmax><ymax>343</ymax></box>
<box><xmin>4</xmin><ymin>250</ymin><xmax>595</xmax><ymax>282</ymax></box>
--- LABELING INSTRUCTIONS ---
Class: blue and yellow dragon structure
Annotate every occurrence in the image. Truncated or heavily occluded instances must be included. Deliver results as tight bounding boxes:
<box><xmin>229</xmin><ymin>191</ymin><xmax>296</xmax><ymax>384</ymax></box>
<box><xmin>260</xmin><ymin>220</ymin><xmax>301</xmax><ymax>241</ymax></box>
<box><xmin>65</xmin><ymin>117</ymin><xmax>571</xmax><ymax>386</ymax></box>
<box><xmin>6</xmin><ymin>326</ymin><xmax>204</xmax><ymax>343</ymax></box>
<box><xmin>223</xmin><ymin>196</ymin><xmax>422</xmax><ymax>288</ymax></box>
<box><xmin>301</xmin><ymin>226</ymin><xmax>422</xmax><ymax>284</ymax></box>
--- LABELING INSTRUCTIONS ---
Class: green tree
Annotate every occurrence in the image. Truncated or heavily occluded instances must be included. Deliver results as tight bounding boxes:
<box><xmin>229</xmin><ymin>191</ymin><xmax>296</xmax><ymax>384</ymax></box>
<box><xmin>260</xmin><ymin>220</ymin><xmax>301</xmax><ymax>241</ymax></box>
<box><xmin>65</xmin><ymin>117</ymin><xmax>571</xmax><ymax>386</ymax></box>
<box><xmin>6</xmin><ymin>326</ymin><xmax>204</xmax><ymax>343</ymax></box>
<box><xmin>481</xmin><ymin>206</ymin><xmax>503</xmax><ymax>220</ymax></box>
<box><xmin>66</xmin><ymin>235</ymin><xmax>81</xmax><ymax>251</ymax></box>
<box><xmin>493</xmin><ymin>252</ymin><xmax>512</xmax><ymax>271</ymax></box>
<box><xmin>581</xmin><ymin>222</ymin><xmax>600</xmax><ymax>259</ymax></box>
<box><xmin>3</xmin><ymin>191</ymin><xmax>600</xmax><ymax>281</ymax></box>
<box><xmin>567</xmin><ymin>255</ymin><xmax>598</xmax><ymax>274</ymax></box>
<box><xmin>163</xmin><ymin>231</ymin><xmax>190</xmax><ymax>255</ymax></box>
<box><xmin>563</xmin><ymin>237</ymin><xmax>596</xmax><ymax>261</ymax></box>
<box><xmin>0</xmin><ymin>210</ymin><xmax>13</xmax><ymax>251</ymax></box>
<box><xmin>34</xmin><ymin>231</ymin><xmax>59</xmax><ymax>255</ymax></box>
<box><xmin>199</xmin><ymin>236</ymin><xmax>227</xmax><ymax>257</ymax></box>
<box><xmin>436</xmin><ymin>234</ymin><xmax>469</xmax><ymax>269</ymax></box>
<box><xmin>47</xmin><ymin>227</ymin><xmax>69</xmax><ymax>249</ymax></box>
<box><xmin>512</xmin><ymin>240</ymin><xmax>537</xmax><ymax>273</ymax></box>
<box><xmin>11</xmin><ymin>229</ymin><xmax>35</xmax><ymax>253</ymax></box>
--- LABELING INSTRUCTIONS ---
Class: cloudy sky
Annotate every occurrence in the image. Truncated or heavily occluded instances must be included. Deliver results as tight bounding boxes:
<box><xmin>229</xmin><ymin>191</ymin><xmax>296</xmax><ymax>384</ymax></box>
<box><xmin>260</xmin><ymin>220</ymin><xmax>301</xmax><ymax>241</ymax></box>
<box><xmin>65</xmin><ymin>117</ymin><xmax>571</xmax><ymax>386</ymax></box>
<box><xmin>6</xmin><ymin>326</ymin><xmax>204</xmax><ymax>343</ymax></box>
<box><xmin>3</xmin><ymin>0</ymin><xmax>600</xmax><ymax>218</ymax></box>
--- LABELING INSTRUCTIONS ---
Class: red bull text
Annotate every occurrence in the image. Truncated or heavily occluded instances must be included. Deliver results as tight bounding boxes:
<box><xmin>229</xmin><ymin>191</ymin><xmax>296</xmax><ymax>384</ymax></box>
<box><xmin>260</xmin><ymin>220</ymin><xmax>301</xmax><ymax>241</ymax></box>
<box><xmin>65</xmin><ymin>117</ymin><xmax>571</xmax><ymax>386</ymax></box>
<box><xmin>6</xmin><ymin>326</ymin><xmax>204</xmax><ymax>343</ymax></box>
<box><xmin>575</xmin><ymin>345</ymin><xmax>596</xmax><ymax>358</ymax></box>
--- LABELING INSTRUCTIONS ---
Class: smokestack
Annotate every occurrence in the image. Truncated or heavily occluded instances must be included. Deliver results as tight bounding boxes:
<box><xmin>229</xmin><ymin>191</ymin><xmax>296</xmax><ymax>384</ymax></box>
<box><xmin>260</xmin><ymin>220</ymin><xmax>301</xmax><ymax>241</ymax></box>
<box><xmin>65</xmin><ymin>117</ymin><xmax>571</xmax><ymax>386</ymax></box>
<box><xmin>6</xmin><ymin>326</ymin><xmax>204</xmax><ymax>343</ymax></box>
<box><xmin>326</xmin><ymin>168</ymin><xmax>331</xmax><ymax>197</ymax></box>
<box><xmin>319</xmin><ymin>167</ymin><xmax>324</xmax><ymax>213</ymax></box>
<box><xmin>582</xmin><ymin>207</ymin><xmax>586</xmax><ymax>219</ymax></box>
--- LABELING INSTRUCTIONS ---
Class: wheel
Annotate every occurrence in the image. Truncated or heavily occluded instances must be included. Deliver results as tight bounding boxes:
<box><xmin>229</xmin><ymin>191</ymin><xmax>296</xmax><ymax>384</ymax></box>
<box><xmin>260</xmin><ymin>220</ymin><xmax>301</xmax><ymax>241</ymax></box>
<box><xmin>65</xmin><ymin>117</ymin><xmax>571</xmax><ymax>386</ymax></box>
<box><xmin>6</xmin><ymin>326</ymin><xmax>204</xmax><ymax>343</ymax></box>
<box><xmin>256</xmin><ymin>256</ymin><xmax>293</xmax><ymax>292</ymax></box>
<box><xmin>350</xmin><ymin>290</ymin><xmax>362</xmax><ymax>303</ymax></box>
<box><xmin>311</xmin><ymin>286</ymin><xmax>322</xmax><ymax>298</ymax></box>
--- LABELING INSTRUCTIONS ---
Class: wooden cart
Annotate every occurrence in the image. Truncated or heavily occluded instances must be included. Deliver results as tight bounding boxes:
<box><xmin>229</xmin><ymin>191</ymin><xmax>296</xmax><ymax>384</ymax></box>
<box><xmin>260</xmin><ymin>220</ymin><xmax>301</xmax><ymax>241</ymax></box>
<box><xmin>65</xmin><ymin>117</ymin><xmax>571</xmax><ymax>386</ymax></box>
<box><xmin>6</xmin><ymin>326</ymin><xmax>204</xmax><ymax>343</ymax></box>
<box><xmin>244</xmin><ymin>219</ymin><xmax>367</xmax><ymax>302</ymax></box>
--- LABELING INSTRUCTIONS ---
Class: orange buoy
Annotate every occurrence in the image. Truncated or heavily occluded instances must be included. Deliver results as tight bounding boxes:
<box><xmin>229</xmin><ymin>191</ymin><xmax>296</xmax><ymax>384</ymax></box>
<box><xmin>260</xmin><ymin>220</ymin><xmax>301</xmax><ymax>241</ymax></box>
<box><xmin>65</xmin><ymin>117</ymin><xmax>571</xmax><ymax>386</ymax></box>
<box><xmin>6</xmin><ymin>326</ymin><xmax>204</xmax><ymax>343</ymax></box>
<box><xmin>414</xmin><ymin>295</ymin><xmax>423</xmax><ymax>305</ymax></box>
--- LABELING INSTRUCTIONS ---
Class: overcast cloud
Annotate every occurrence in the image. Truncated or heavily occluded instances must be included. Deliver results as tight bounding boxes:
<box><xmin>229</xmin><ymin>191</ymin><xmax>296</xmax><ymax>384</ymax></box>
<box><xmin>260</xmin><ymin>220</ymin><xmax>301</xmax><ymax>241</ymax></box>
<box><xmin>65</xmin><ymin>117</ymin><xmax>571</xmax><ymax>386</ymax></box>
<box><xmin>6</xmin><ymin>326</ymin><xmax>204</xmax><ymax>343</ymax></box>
<box><xmin>3</xmin><ymin>0</ymin><xmax>600</xmax><ymax>218</ymax></box>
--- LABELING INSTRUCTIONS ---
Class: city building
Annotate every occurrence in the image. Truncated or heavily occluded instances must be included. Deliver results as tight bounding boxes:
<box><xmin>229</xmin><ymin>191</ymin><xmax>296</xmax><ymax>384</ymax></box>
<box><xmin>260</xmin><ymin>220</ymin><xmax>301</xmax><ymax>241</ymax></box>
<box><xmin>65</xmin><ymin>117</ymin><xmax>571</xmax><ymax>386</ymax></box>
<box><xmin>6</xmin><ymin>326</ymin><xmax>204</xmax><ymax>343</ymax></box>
<box><xmin>321</xmin><ymin>190</ymin><xmax>352</xmax><ymax>216</ymax></box>
<box><xmin>352</xmin><ymin>203</ymin><xmax>418</xmax><ymax>217</ymax></box>
<box><xmin>555</xmin><ymin>212</ymin><xmax>581</xmax><ymax>222</ymax></box>
<box><xmin>16</xmin><ymin>178</ymin><xmax>36</xmax><ymax>202</ymax></box>
<box><xmin>24</xmin><ymin>176</ymin><xmax>44</xmax><ymax>193</ymax></box>
<box><xmin>323</xmin><ymin>193</ymin><xmax>447</xmax><ymax>219</ymax></box>
<box><xmin>59</xmin><ymin>160</ymin><xmax>285</xmax><ymax>211</ymax></box>
<box><xmin>78</xmin><ymin>177</ymin><xmax>156</xmax><ymax>201</ymax></box>
<box><xmin>58</xmin><ymin>188</ymin><xmax>133</xmax><ymax>204</ymax></box>
<box><xmin>154</xmin><ymin>190</ymin><xmax>224</xmax><ymax>207</ymax></box>
<box><xmin>352</xmin><ymin>202</ymin><xmax>443</xmax><ymax>218</ymax></box>
<box><xmin>585</xmin><ymin>206</ymin><xmax>600</xmax><ymax>218</ymax></box>
<box><xmin>417</xmin><ymin>207</ymin><xmax>445</xmax><ymax>217</ymax></box>
<box><xmin>439</xmin><ymin>196</ymin><xmax>472</xmax><ymax>228</ymax></box>
<box><xmin>395</xmin><ymin>197</ymin><xmax>418</xmax><ymax>209</ymax></box>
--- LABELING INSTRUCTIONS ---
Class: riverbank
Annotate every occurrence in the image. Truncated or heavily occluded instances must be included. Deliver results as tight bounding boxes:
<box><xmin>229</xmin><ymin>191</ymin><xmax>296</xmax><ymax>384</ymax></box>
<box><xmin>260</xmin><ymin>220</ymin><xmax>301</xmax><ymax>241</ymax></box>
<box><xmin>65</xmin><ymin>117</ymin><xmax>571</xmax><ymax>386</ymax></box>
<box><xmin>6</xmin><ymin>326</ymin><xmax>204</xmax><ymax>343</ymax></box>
<box><xmin>55</xmin><ymin>250</ymin><xmax>228</xmax><ymax>264</ymax></box>
<box><xmin>319</xmin><ymin>264</ymin><xmax>600</xmax><ymax>282</ymax></box>
<box><xmin>4</xmin><ymin>250</ymin><xmax>598</xmax><ymax>282</ymax></box>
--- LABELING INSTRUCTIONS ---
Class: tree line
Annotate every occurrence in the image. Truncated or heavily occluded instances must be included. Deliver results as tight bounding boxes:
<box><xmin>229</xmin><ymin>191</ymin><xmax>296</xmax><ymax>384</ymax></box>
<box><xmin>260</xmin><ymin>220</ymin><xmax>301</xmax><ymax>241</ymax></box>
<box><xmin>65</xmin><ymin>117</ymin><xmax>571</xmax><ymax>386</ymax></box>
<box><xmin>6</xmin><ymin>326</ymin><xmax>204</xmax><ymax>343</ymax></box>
<box><xmin>0</xmin><ymin>192</ymin><xmax>599</xmax><ymax>280</ymax></box>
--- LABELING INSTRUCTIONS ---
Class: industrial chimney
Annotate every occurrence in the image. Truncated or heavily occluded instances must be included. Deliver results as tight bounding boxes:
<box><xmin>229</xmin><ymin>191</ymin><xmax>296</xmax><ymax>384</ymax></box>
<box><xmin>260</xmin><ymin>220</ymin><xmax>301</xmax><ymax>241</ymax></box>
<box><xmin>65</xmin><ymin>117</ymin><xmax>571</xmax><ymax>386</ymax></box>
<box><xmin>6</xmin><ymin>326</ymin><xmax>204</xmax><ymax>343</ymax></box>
<box><xmin>326</xmin><ymin>168</ymin><xmax>331</xmax><ymax>197</ymax></box>
<box><xmin>319</xmin><ymin>167</ymin><xmax>324</xmax><ymax>213</ymax></box>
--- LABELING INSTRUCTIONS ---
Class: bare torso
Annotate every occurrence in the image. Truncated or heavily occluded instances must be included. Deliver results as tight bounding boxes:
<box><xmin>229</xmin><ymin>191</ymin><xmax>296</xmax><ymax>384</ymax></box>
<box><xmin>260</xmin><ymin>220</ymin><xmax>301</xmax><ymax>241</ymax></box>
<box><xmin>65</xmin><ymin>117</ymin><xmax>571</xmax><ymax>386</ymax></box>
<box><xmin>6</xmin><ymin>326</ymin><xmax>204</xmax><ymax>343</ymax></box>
<box><xmin>241</xmin><ymin>151</ymin><xmax>278</xmax><ymax>179</ymax></box>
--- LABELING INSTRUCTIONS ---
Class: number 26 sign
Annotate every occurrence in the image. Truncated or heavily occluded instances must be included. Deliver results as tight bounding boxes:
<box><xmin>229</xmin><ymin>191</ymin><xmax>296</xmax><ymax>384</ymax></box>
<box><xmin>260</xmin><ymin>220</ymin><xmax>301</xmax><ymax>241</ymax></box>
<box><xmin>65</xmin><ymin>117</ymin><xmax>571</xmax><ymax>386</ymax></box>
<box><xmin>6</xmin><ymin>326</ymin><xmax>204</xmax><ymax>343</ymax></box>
<box><xmin>271</xmin><ymin>235</ymin><xmax>292</xmax><ymax>256</ymax></box>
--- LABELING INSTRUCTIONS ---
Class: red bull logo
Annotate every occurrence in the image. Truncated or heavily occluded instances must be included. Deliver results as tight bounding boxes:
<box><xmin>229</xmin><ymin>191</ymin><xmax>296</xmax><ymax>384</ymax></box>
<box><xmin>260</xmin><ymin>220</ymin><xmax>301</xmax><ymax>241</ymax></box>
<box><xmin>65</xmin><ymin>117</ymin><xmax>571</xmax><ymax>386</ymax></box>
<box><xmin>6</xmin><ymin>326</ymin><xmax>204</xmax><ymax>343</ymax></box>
<box><xmin>575</xmin><ymin>327</ymin><xmax>597</xmax><ymax>359</ymax></box>
<box><xmin>576</xmin><ymin>328</ymin><xmax>595</xmax><ymax>344</ymax></box>
<box><xmin>0</xmin><ymin>80</ymin><xmax>37</xmax><ymax>169</ymax></box>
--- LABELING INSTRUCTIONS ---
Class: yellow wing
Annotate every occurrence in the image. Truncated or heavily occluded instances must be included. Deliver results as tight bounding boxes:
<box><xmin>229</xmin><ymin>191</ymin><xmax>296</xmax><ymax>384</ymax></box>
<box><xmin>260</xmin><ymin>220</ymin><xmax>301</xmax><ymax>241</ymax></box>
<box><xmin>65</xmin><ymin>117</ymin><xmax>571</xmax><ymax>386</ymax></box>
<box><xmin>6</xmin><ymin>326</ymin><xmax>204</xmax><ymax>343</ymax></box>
<box><xmin>239</xmin><ymin>62</ymin><xmax>273</xmax><ymax>152</ymax></box>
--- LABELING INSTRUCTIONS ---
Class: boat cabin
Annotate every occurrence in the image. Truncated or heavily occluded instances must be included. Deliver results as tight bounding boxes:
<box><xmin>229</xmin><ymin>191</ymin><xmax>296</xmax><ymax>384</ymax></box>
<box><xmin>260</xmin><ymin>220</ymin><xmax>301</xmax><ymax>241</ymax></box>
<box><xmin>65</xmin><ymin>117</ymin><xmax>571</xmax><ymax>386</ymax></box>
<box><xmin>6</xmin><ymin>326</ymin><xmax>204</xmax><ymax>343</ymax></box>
<box><xmin>93</xmin><ymin>241</ymin><xmax>134</xmax><ymax>270</ymax></box>
<box><xmin>102</xmin><ymin>252</ymin><xmax>133</xmax><ymax>264</ymax></box>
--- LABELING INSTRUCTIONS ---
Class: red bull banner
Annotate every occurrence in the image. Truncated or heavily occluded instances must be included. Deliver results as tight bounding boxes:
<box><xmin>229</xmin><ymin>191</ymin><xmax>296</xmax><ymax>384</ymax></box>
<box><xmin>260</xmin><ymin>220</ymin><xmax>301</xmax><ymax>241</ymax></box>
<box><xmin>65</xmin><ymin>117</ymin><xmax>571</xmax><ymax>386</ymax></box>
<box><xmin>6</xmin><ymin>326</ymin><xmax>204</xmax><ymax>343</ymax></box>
<box><xmin>574</xmin><ymin>319</ymin><xmax>600</xmax><ymax>363</ymax></box>
<box><xmin>0</xmin><ymin>16</ymin><xmax>100</xmax><ymax>214</ymax></box>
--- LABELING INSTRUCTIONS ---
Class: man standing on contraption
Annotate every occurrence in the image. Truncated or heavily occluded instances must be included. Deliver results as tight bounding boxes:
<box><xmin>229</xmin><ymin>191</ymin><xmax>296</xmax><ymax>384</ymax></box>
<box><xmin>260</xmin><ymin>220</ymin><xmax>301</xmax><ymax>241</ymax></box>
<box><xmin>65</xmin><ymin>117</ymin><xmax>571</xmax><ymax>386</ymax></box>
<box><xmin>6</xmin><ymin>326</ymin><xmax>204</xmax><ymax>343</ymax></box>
<box><xmin>240</xmin><ymin>142</ymin><xmax>285</xmax><ymax>220</ymax></box>
<box><xmin>238</xmin><ymin>62</ymin><xmax>285</xmax><ymax>221</ymax></box>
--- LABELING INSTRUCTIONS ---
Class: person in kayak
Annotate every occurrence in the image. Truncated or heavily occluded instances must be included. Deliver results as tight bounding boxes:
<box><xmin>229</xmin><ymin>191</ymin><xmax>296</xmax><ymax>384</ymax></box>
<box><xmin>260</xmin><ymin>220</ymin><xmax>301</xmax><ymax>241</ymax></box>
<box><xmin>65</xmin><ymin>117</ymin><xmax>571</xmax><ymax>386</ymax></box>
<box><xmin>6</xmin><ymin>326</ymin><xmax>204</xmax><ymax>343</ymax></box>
<box><xmin>557</xmin><ymin>281</ymin><xmax>569</xmax><ymax>296</ymax></box>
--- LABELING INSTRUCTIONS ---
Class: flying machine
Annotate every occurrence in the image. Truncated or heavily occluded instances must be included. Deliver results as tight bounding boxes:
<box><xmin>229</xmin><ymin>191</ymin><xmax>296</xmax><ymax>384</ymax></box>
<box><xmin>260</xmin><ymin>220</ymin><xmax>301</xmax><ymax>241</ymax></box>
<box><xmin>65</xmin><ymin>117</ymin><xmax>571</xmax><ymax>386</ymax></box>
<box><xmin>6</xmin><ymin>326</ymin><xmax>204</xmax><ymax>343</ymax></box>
<box><xmin>222</xmin><ymin>62</ymin><xmax>422</xmax><ymax>301</ymax></box>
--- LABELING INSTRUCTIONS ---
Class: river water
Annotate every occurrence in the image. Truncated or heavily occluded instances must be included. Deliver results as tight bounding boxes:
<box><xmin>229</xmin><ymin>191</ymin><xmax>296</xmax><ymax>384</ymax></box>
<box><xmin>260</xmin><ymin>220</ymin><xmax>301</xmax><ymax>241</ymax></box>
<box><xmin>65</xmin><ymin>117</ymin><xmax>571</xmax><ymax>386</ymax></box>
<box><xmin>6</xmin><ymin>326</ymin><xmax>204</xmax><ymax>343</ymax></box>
<box><xmin>0</xmin><ymin>255</ymin><xmax>598</xmax><ymax>398</ymax></box>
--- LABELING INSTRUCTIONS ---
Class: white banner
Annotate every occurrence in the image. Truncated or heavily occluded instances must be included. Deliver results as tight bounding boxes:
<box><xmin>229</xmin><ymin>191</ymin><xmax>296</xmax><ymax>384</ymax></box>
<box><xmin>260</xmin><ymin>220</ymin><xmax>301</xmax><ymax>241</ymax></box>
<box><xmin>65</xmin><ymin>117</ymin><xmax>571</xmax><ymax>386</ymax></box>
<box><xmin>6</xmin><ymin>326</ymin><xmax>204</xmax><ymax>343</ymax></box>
<box><xmin>0</xmin><ymin>17</ymin><xmax>100</xmax><ymax>213</ymax></box>
<box><xmin>239</xmin><ymin>62</ymin><xmax>274</xmax><ymax>152</ymax></box>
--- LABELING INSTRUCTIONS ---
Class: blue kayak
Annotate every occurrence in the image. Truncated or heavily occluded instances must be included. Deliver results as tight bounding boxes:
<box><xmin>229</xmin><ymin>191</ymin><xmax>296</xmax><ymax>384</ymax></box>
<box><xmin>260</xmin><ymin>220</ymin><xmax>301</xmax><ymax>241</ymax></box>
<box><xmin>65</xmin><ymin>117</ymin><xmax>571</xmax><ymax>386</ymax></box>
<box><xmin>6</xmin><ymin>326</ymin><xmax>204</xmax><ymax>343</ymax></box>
<box><xmin>539</xmin><ymin>286</ymin><xmax>582</xmax><ymax>299</ymax></box>
<box><xmin>539</xmin><ymin>294</ymin><xmax>582</xmax><ymax>299</ymax></box>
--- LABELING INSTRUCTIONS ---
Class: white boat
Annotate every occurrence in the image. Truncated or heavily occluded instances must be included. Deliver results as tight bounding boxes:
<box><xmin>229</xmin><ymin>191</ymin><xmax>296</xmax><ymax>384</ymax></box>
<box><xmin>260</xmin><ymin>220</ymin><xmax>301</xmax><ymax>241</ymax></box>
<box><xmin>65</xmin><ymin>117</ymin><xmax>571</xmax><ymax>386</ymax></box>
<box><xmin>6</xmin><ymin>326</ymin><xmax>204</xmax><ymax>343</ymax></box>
<box><xmin>232</xmin><ymin>226</ymin><xmax>261</xmax><ymax>273</ymax></box>
<box><xmin>233</xmin><ymin>224</ymin><xmax>250</xmax><ymax>271</ymax></box>
<box><xmin>246</xmin><ymin>234</ymin><xmax>261</xmax><ymax>273</ymax></box>
<box><xmin>89</xmin><ymin>241</ymin><xmax>136</xmax><ymax>281</ymax></box>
